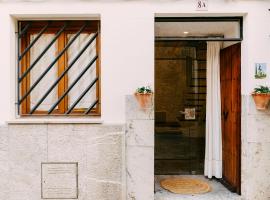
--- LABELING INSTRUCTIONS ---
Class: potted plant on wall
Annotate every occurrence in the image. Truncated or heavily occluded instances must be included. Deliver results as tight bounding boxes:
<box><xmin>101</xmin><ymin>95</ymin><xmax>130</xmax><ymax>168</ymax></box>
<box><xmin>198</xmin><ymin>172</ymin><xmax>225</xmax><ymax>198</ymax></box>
<box><xmin>252</xmin><ymin>85</ymin><xmax>270</xmax><ymax>110</ymax></box>
<box><xmin>134</xmin><ymin>86</ymin><xmax>153</xmax><ymax>110</ymax></box>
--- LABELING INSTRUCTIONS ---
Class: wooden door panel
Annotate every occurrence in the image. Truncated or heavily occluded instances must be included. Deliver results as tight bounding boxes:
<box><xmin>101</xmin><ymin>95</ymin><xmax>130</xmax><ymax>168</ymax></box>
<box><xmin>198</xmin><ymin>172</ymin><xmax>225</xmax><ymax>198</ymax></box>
<box><xmin>223</xmin><ymin>49</ymin><xmax>232</xmax><ymax>80</ymax></box>
<box><xmin>232</xmin><ymin>80</ymin><xmax>241</xmax><ymax>112</ymax></box>
<box><xmin>220</xmin><ymin>43</ymin><xmax>241</xmax><ymax>194</ymax></box>
<box><xmin>231</xmin><ymin>44</ymin><xmax>241</xmax><ymax>81</ymax></box>
<box><xmin>220</xmin><ymin>50</ymin><xmax>226</xmax><ymax>81</ymax></box>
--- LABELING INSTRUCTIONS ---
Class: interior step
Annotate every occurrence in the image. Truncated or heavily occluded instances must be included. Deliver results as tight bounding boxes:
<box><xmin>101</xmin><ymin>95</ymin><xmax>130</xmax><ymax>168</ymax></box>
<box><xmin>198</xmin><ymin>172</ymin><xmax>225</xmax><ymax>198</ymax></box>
<box><xmin>188</xmin><ymin>85</ymin><xmax>207</xmax><ymax>88</ymax></box>
<box><xmin>186</xmin><ymin>92</ymin><xmax>206</xmax><ymax>95</ymax></box>
<box><xmin>185</xmin><ymin>94</ymin><xmax>206</xmax><ymax>99</ymax></box>
<box><xmin>194</xmin><ymin>69</ymin><xmax>206</xmax><ymax>73</ymax></box>
<box><xmin>192</xmin><ymin>71</ymin><xmax>206</xmax><ymax>79</ymax></box>
<box><xmin>188</xmin><ymin>87</ymin><xmax>207</xmax><ymax>93</ymax></box>
<box><xmin>184</xmin><ymin>104</ymin><xmax>205</xmax><ymax>108</ymax></box>
<box><xmin>185</xmin><ymin>99</ymin><xmax>206</xmax><ymax>102</ymax></box>
<box><xmin>190</xmin><ymin>79</ymin><xmax>207</xmax><ymax>85</ymax></box>
<box><xmin>196</xmin><ymin>60</ymin><xmax>206</xmax><ymax>69</ymax></box>
<box><xmin>196</xmin><ymin>50</ymin><xmax>206</xmax><ymax>60</ymax></box>
<box><xmin>192</xmin><ymin>77</ymin><xmax>206</xmax><ymax>80</ymax></box>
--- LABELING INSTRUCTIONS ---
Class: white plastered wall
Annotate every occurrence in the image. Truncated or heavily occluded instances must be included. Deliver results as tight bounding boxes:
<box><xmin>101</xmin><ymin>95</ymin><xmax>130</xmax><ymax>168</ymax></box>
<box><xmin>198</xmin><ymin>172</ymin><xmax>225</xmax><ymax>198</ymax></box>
<box><xmin>0</xmin><ymin>0</ymin><xmax>269</xmax><ymax>124</ymax></box>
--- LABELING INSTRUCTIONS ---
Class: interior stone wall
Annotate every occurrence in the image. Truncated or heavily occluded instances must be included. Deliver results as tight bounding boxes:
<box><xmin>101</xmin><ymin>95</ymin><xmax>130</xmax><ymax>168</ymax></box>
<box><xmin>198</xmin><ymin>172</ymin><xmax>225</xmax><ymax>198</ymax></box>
<box><xmin>155</xmin><ymin>41</ymin><xmax>206</xmax><ymax>128</ymax></box>
<box><xmin>155</xmin><ymin>42</ymin><xmax>195</xmax><ymax>123</ymax></box>
<box><xmin>0</xmin><ymin>124</ymin><xmax>125</xmax><ymax>200</ymax></box>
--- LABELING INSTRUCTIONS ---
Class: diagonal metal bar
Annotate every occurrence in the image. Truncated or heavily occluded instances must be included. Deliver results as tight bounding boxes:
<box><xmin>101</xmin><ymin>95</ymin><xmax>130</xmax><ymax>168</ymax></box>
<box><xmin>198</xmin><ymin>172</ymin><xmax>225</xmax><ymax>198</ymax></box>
<box><xmin>84</xmin><ymin>99</ymin><xmax>99</xmax><ymax>115</ymax></box>
<box><xmin>65</xmin><ymin>77</ymin><xmax>98</xmax><ymax>114</ymax></box>
<box><xmin>19</xmin><ymin>22</ymin><xmax>50</xmax><ymax>60</ymax></box>
<box><xmin>29</xmin><ymin>33</ymin><xmax>98</xmax><ymax>113</ymax></box>
<box><xmin>47</xmin><ymin>57</ymin><xmax>98</xmax><ymax>114</ymax></box>
<box><xmin>30</xmin><ymin>54</ymin><xmax>98</xmax><ymax>114</ymax></box>
<box><xmin>19</xmin><ymin>23</ymin><xmax>88</xmax><ymax>105</ymax></box>
<box><xmin>18</xmin><ymin>22</ymin><xmax>31</xmax><ymax>38</ymax></box>
<box><xmin>19</xmin><ymin>22</ymin><xmax>68</xmax><ymax>83</ymax></box>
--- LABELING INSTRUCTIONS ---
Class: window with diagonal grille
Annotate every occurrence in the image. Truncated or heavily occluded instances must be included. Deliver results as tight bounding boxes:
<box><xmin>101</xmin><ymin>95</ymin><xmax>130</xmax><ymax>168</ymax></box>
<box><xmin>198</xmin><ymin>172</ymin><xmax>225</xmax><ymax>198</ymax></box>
<box><xmin>17</xmin><ymin>20</ymin><xmax>100</xmax><ymax>116</ymax></box>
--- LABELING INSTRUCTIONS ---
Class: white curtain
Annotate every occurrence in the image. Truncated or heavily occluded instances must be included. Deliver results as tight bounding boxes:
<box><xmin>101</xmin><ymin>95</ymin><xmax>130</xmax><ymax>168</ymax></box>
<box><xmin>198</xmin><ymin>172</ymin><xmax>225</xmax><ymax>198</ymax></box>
<box><xmin>67</xmin><ymin>33</ymin><xmax>97</xmax><ymax>109</ymax></box>
<box><xmin>204</xmin><ymin>42</ymin><xmax>222</xmax><ymax>179</ymax></box>
<box><xmin>30</xmin><ymin>33</ymin><xmax>97</xmax><ymax>111</ymax></box>
<box><xmin>30</xmin><ymin>34</ymin><xmax>58</xmax><ymax>110</ymax></box>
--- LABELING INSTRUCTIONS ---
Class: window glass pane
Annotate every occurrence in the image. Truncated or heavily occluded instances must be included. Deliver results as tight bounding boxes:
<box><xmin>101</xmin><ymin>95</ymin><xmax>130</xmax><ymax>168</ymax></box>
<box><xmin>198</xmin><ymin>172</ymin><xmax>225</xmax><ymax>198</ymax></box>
<box><xmin>155</xmin><ymin>21</ymin><xmax>241</xmax><ymax>39</ymax></box>
<box><xmin>30</xmin><ymin>34</ymin><xmax>58</xmax><ymax>111</ymax></box>
<box><xmin>67</xmin><ymin>33</ymin><xmax>97</xmax><ymax>109</ymax></box>
<box><xmin>18</xmin><ymin>20</ymin><xmax>100</xmax><ymax>115</ymax></box>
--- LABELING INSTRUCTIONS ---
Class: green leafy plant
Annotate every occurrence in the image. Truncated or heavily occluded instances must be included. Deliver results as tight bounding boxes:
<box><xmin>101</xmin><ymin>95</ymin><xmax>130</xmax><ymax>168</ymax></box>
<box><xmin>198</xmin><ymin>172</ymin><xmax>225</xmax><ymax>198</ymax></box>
<box><xmin>255</xmin><ymin>74</ymin><xmax>267</xmax><ymax>79</ymax></box>
<box><xmin>136</xmin><ymin>86</ymin><xmax>153</xmax><ymax>94</ymax></box>
<box><xmin>253</xmin><ymin>85</ymin><xmax>270</xmax><ymax>94</ymax></box>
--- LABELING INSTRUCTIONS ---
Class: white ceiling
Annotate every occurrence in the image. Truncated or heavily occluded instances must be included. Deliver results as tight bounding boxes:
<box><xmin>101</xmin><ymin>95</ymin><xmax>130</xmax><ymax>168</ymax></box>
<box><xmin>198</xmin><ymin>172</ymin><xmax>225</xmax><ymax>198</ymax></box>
<box><xmin>155</xmin><ymin>21</ymin><xmax>240</xmax><ymax>38</ymax></box>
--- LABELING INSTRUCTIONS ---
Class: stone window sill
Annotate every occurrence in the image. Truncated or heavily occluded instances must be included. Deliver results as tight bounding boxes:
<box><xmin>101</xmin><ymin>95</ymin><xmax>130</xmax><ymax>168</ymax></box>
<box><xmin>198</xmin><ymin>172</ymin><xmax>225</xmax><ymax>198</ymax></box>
<box><xmin>7</xmin><ymin>117</ymin><xmax>103</xmax><ymax>124</ymax></box>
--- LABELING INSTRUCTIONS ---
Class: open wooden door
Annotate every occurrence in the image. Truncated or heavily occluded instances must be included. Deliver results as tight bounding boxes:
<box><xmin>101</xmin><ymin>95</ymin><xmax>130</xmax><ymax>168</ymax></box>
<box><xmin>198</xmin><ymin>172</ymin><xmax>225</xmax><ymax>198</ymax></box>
<box><xmin>220</xmin><ymin>43</ymin><xmax>241</xmax><ymax>194</ymax></box>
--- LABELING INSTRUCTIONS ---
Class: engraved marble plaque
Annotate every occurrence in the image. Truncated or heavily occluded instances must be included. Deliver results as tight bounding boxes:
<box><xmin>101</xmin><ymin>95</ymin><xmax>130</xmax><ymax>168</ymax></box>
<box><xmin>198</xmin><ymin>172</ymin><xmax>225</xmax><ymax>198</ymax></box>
<box><xmin>41</xmin><ymin>162</ymin><xmax>78</xmax><ymax>199</ymax></box>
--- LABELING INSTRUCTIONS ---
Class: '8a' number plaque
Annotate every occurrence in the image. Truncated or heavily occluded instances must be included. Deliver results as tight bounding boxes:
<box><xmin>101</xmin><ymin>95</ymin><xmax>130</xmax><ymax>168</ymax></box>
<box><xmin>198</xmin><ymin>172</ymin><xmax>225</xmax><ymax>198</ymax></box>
<box><xmin>196</xmin><ymin>0</ymin><xmax>208</xmax><ymax>11</ymax></box>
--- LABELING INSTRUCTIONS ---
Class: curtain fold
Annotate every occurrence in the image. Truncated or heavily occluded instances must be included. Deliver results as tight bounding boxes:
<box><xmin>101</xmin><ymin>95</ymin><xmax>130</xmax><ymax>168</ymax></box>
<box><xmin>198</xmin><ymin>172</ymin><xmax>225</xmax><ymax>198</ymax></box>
<box><xmin>29</xmin><ymin>33</ymin><xmax>97</xmax><ymax>111</ymax></box>
<box><xmin>30</xmin><ymin>34</ymin><xmax>58</xmax><ymax>110</ymax></box>
<box><xmin>67</xmin><ymin>33</ymin><xmax>97</xmax><ymax>109</ymax></box>
<box><xmin>204</xmin><ymin>42</ymin><xmax>222</xmax><ymax>179</ymax></box>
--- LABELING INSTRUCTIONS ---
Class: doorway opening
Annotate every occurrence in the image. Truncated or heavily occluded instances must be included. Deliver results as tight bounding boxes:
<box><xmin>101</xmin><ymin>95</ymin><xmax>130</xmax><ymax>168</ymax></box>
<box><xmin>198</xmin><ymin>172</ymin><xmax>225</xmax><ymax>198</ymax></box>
<box><xmin>154</xmin><ymin>17</ymin><xmax>242</xmax><ymax>198</ymax></box>
<box><xmin>155</xmin><ymin>40</ymin><xmax>207</xmax><ymax>175</ymax></box>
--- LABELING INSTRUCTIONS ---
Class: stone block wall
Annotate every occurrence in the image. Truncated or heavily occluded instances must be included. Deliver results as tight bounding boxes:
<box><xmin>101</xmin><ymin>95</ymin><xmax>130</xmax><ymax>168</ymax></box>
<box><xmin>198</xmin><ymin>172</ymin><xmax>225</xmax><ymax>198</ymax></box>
<box><xmin>0</xmin><ymin>124</ymin><xmax>125</xmax><ymax>200</ymax></box>
<box><xmin>0</xmin><ymin>95</ymin><xmax>269</xmax><ymax>200</ymax></box>
<box><xmin>125</xmin><ymin>95</ymin><xmax>154</xmax><ymax>200</ymax></box>
<box><xmin>241</xmin><ymin>95</ymin><xmax>270</xmax><ymax>200</ymax></box>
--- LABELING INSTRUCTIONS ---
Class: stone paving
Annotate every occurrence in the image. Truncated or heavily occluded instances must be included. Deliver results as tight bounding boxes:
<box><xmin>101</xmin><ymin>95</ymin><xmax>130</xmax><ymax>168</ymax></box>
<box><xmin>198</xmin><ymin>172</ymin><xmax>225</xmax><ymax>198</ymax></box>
<box><xmin>155</xmin><ymin>175</ymin><xmax>241</xmax><ymax>200</ymax></box>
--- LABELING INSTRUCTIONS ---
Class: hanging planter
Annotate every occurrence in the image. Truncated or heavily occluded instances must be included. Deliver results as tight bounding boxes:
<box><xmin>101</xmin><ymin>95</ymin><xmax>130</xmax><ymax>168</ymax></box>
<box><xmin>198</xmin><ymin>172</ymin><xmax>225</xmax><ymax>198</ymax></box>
<box><xmin>252</xmin><ymin>86</ymin><xmax>270</xmax><ymax>110</ymax></box>
<box><xmin>134</xmin><ymin>86</ymin><xmax>153</xmax><ymax>110</ymax></box>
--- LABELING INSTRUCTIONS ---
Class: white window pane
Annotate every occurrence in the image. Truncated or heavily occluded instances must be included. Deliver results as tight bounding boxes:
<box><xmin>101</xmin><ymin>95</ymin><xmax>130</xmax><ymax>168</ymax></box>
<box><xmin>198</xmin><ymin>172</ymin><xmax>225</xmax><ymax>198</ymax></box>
<box><xmin>155</xmin><ymin>21</ymin><xmax>240</xmax><ymax>39</ymax></box>
<box><xmin>30</xmin><ymin>34</ymin><xmax>58</xmax><ymax>111</ymax></box>
<box><xmin>67</xmin><ymin>33</ymin><xmax>97</xmax><ymax>109</ymax></box>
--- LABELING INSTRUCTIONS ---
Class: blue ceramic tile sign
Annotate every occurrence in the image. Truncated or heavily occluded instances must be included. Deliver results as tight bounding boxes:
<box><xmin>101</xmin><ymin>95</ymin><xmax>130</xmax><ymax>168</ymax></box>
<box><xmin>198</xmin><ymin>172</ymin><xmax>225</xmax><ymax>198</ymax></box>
<box><xmin>255</xmin><ymin>63</ymin><xmax>267</xmax><ymax>79</ymax></box>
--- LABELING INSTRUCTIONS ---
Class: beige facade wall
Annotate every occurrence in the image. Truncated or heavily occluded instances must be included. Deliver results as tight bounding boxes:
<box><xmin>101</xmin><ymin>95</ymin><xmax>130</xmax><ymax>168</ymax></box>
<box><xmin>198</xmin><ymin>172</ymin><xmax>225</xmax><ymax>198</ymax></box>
<box><xmin>0</xmin><ymin>1</ymin><xmax>269</xmax><ymax>200</ymax></box>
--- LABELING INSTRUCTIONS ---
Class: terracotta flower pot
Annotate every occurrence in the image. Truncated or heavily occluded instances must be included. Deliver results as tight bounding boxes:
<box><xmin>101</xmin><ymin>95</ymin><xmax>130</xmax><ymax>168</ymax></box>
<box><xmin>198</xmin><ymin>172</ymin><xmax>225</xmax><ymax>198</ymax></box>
<box><xmin>134</xmin><ymin>93</ymin><xmax>153</xmax><ymax>110</ymax></box>
<box><xmin>252</xmin><ymin>93</ymin><xmax>270</xmax><ymax>110</ymax></box>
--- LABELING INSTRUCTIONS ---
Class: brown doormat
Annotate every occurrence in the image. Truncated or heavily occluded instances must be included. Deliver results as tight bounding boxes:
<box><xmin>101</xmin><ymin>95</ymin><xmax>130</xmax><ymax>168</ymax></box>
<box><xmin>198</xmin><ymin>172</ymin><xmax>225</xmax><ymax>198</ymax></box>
<box><xmin>160</xmin><ymin>178</ymin><xmax>211</xmax><ymax>195</ymax></box>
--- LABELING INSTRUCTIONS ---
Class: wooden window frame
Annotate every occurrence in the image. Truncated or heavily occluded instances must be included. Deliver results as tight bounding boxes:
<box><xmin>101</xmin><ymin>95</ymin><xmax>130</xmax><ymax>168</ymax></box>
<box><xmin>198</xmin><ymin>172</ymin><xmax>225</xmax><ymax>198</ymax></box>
<box><xmin>19</xmin><ymin>21</ymin><xmax>101</xmax><ymax>116</ymax></box>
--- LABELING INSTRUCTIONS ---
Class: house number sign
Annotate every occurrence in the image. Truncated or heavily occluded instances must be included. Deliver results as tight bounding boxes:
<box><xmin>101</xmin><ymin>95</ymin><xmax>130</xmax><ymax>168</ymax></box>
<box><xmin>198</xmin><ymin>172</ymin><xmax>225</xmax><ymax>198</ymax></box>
<box><xmin>196</xmin><ymin>0</ymin><xmax>208</xmax><ymax>11</ymax></box>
